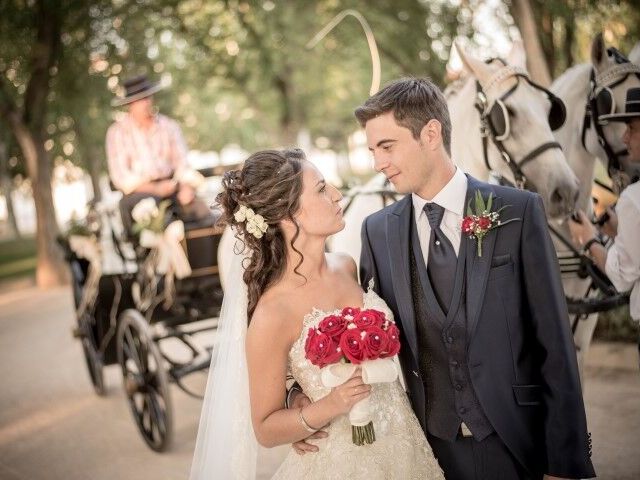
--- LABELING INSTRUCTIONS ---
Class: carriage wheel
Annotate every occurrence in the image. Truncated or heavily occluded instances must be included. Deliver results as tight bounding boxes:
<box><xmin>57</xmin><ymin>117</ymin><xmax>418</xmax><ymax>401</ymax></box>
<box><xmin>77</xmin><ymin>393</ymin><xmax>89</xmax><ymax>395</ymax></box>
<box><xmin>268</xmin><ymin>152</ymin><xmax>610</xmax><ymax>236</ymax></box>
<box><xmin>116</xmin><ymin>309</ymin><xmax>173</xmax><ymax>452</ymax></box>
<box><xmin>76</xmin><ymin>314</ymin><xmax>106</xmax><ymax>396</ymax></box>
<box><xmin>70</xmin><ymin>260</ymin><xmax>105</xmax><ymax>396</ymax></box>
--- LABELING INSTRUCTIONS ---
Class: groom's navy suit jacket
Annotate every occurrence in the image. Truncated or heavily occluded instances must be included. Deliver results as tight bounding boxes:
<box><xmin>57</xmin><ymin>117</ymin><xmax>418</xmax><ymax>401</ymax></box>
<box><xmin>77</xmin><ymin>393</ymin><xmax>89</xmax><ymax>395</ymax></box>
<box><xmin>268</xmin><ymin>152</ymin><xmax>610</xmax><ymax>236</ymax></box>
<box><xmin>360</xmin><ymin>176</ymin><xmax>595</xmax><ymax>478</ymax></box>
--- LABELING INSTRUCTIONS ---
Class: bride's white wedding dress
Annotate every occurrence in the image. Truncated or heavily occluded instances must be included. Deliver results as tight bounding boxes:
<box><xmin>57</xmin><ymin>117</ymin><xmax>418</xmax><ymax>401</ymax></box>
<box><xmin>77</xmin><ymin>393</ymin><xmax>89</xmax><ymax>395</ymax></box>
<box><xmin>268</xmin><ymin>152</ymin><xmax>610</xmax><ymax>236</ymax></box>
<box><xmin>271</xmin><ymin>287</ymin><xmax>444</xmax><ymax>480</ymax></box>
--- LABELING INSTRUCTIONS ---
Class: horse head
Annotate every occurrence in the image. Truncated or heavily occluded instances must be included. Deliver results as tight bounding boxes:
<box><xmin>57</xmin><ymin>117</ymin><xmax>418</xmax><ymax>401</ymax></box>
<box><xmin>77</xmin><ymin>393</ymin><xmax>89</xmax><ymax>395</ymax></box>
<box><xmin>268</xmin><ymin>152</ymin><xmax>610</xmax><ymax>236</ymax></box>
<box><xmin>582</xmin><ymin>34</ymin><xmax>640</xmax><ymax>193</ymax></box>
<box><xmin>448</xmin><ymin>43</ymin><xmax>579</xmax><ymax>219</ymax></box>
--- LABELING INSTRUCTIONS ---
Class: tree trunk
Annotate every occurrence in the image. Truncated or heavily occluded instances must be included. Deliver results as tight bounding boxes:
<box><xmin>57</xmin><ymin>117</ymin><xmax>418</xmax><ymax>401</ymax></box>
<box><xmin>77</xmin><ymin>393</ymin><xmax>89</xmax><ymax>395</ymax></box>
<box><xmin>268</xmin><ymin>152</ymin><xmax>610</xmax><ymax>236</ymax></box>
<box><xmin>540</xmin><ymin>10</ymin><xmax>555</xmax><ymax>77</ymax></box>
<box><xmin>9</xmin><ymin>122</ymin><xmax>68</xmax><ymax>286</ymax></box>
<box><xmin>0</xmin><ymin>139</ymin><xmax>21</xmax><ymax>239</ymax></box>
<box><xmin>563</xmin><ymin>16</ymin><xmax>575</xmax><ymax>72</ymax></box>
<box><xmin>0</xmin><ymin>0</ymin><xmax>68</xmax><ymax>287</ymax></box>
<box><xmin>75</xmin><ymin>124</ymin><xmax>103</xmax><ymax>202</ymax></box>
<box><xmin>273</xmin><ymin>72</ymin><xmax>299</xmax><ymax>145</ymax></box>
<box><xmin>511</xmin><ymin>0</ymin><xmax>552</xmax><ymax>86</ymax></box>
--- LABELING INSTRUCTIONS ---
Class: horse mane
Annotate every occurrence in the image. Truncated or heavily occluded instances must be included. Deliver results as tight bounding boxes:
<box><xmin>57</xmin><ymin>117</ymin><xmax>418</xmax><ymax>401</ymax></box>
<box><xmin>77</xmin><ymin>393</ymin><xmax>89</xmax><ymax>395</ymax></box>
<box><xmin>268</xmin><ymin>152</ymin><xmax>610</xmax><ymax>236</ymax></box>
<box><xmin>444</xmin><ymin>58</ymin><xmax>521</xmax><ymax>100</ymax></box>
<box><xmin>550</xmin><ymin>63</ymin><xmax>592</xmax><ymax>139</ymax></box>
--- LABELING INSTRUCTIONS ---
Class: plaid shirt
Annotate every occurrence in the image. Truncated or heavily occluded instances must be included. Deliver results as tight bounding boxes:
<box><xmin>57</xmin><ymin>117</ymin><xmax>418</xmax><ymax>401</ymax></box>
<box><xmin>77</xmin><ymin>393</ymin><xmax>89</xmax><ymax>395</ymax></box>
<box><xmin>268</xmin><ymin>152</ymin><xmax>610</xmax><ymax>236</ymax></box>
<box><xmin>106</xmin><ymin>113</ymin><xmax>189</xmax><ymax>194</ymax></box>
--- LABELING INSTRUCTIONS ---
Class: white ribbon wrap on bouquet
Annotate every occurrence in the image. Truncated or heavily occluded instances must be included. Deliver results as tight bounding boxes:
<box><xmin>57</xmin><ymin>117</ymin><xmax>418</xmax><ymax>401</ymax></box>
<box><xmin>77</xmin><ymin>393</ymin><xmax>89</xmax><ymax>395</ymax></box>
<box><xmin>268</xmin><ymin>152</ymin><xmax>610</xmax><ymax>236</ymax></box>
<box><xmin>320</xmin><ymin>358</ymin><xmax>398</xmax><ymax>427</ymax></box>
<box><xmin>139</xmin><ymin>220</ymin><xmax>192</xmax><ymax>279</ymax></box>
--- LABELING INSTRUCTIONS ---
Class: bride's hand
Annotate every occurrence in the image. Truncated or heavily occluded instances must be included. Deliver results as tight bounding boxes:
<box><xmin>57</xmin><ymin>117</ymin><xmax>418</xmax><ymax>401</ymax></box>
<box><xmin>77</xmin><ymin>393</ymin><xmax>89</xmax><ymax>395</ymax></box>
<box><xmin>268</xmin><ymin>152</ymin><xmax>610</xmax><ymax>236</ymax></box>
<box><xmin>327</xmin><ymin>367</ymin><xmax>371</xmax><ymax>415</ymax></box>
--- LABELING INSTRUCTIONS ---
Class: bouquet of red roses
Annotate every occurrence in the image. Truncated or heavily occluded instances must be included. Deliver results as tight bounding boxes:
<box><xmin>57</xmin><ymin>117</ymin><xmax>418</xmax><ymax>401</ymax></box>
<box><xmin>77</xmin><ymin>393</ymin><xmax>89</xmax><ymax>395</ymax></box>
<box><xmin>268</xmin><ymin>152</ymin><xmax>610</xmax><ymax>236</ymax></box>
<box><xmin>304</xmin><ymin>307</ymin><xmax>401</xmax><ymax>445</ymax></box>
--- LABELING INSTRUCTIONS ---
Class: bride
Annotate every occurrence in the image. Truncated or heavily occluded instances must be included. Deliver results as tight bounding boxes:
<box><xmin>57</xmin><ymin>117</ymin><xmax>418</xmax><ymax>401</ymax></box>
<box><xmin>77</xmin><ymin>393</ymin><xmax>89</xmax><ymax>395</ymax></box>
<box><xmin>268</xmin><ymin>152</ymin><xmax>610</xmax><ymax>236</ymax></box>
<box><xmin>190</xmin><ymin>148</ymin><xmax>443</xmax><ymax>479</ymax></box>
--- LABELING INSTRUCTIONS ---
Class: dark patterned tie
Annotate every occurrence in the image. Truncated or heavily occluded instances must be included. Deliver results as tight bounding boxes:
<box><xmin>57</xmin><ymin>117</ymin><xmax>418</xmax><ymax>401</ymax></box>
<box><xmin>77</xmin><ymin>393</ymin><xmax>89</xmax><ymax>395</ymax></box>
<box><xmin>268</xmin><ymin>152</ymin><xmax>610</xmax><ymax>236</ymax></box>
<box><xmin>424</xmin><ymin>203</ymin><xmax>457</xmax><ymax>314</ymax></box>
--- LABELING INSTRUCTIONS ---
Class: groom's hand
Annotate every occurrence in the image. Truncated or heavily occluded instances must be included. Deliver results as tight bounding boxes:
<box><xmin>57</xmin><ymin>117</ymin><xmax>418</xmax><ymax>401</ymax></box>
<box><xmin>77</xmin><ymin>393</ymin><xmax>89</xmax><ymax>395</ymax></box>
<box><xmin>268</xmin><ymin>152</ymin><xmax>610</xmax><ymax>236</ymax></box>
<box><xmin>291</xmin><ymin>393</ymin><xmax>328</xmax><ymax>455</ymax></box>
<box><xmin>292</xmin><ymin>430</ymin><xmax>329</xmax><ymax>455</ymax></box>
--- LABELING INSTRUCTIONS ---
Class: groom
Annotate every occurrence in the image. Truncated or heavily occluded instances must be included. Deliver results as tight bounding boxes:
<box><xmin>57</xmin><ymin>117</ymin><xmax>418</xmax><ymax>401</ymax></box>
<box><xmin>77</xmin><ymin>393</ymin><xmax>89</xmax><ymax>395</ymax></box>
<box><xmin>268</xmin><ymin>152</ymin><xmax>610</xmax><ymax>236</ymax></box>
<box><xmin>354</xmin><ymin>78</ymin><xmax>595</xmax><ymax>479</ymax></box>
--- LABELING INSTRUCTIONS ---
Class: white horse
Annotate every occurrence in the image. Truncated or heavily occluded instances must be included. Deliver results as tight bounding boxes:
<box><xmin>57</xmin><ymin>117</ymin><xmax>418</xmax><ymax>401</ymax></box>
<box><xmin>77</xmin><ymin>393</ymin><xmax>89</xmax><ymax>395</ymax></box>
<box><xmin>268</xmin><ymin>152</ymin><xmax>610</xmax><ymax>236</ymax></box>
<box><xmin>332</xmin><ymin>43</ymin><xmax>579</xmax><ymax>267</ymax></box>
<box><xmin>549</xmin><ymin>34</ymin><xmax>640</xmax><ymax>375</ymax></box>
<box><xmin>629</xmin><ymin>41</ymin><xmax>640</xmax><ymax>66</ymax></box>
<box><xmin>447</xmin><ymin>44</ymin><xmax>579</xmax><ymax>218</ymax></box>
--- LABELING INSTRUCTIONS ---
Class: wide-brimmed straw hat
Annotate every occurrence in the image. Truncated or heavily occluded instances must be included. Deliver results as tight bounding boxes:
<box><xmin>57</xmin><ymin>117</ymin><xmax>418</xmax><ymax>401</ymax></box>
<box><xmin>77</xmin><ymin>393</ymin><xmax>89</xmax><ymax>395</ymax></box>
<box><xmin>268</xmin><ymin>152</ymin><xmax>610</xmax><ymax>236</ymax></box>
<box><xmin>111</xmin><ymin>75</ymin><xmax>163</xmax><ymax>107</ymax></box>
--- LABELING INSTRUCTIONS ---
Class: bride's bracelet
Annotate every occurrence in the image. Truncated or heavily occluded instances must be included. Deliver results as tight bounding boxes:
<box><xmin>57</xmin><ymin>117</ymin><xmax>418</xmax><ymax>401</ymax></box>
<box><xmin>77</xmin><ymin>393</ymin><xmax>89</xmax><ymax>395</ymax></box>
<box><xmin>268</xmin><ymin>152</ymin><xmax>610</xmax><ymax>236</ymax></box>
<box><xmin>298</xmin><ymin>407</ymin><xmax>320</xmax><ymax>433</ymax></box>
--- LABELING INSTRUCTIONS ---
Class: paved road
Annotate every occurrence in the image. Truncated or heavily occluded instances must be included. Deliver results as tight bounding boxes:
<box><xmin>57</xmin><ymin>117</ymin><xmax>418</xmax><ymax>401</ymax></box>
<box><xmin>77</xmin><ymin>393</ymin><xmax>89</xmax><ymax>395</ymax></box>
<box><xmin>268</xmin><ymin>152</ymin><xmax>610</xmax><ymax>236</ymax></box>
<box><xmin>0</xmin><ymin>286</ymin><xmax>638</xmax><ymax>479</ymax></box>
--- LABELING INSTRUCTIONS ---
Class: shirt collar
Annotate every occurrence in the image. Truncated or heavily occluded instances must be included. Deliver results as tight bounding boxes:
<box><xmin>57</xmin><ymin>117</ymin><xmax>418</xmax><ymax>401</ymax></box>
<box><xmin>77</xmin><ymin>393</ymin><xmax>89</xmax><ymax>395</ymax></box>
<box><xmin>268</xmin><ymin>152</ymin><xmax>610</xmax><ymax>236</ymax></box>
<box><xmin>412</xmin><ymin>167</ymin><xmax>468</xmax><ymax>220</ymax></box>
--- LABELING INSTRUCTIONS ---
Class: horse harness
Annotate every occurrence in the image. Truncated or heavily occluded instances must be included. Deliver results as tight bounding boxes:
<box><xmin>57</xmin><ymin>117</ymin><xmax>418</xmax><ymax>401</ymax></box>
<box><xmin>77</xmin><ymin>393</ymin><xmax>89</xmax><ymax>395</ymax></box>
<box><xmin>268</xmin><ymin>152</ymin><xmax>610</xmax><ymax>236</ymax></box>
<box><xmin>474</xmin><ymin>62</ymin><xmax>567</xmax><ymax>190</ymax></box>
<box><xmin>581</xmin><ymin>49</ymin><xmax>640</xmax><ymax>184</ymax></box>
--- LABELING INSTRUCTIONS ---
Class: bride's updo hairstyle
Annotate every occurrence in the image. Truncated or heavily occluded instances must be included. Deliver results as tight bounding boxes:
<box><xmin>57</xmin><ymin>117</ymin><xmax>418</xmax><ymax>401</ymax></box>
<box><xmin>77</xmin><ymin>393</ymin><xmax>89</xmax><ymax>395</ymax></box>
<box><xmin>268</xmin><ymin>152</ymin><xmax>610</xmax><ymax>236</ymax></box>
<box><xmin>217</xmin><ymin>148</ymin><xmax>306</xmax><ymax>321</ymax></box>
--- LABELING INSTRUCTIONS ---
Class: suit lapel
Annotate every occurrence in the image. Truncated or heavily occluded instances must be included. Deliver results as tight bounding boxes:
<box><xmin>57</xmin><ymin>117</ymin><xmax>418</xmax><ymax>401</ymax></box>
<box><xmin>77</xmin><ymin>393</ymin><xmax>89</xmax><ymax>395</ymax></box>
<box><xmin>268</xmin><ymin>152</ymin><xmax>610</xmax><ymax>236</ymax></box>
<box><xmin>386</xmin><ymin>196</ymin><xmax>419</xmax><ymax>360</ymax></box>
<box><xmin>464</xmin><ymin>176</ymin><xmax>501</xmax><ymax>341</ymax></box>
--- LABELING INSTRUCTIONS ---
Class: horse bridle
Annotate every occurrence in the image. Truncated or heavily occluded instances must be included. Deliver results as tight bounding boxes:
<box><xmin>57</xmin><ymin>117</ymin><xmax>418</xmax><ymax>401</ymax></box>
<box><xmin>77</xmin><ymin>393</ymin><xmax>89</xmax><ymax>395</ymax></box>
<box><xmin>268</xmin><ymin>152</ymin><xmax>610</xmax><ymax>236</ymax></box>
<box><xmin>581</xmin><ymin>50</ymin><xmax>640</xmax><ymax>185</ymax></box>
<box><xmin>474</xmin><ymin>63</ymin><xmax>567</xmax><ymax>190</ymax></box>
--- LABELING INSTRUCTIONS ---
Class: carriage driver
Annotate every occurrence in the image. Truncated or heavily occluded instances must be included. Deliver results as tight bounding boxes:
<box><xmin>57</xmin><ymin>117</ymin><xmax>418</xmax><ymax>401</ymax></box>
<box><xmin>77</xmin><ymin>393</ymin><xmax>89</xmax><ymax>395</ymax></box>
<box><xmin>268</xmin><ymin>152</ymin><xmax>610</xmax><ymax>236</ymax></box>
<box><xmin>569</xmin><ymin>87</ymin><xmax>640</xmax><ymax>353</ymax></box>
<box><xmin>106</xmin><ymin>75</ymin><xmax>211</xmax><ymax>234</ymax></box>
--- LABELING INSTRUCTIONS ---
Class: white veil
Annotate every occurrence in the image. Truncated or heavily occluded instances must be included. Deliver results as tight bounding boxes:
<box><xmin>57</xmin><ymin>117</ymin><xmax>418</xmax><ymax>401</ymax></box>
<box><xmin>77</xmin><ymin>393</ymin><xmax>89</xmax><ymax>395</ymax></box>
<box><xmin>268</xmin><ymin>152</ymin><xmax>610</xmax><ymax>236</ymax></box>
<box><xmin>189</xmin><ymin>228</ymin><xmax>258</xmax><ymax>479</ymax></box>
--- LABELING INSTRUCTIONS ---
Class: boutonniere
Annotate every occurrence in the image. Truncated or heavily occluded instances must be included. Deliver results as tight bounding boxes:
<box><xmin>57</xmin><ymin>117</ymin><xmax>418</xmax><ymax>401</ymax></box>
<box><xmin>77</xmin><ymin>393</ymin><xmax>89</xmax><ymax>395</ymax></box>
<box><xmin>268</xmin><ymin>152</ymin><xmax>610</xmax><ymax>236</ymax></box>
<box><xmin>462</xmin><ymin>190</ymin><xmax>520</xmax><ymax>257</ymax></box>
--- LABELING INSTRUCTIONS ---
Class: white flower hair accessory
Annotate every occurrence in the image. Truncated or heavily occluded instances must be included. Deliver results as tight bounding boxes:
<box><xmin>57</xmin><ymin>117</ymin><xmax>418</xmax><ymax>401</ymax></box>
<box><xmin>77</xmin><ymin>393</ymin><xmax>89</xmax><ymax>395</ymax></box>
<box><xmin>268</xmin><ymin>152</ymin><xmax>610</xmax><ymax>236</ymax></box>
<box><xmin>234</xmin><ymin>205</ymin><xmax>268</xmax><ymax>239</ymax></box>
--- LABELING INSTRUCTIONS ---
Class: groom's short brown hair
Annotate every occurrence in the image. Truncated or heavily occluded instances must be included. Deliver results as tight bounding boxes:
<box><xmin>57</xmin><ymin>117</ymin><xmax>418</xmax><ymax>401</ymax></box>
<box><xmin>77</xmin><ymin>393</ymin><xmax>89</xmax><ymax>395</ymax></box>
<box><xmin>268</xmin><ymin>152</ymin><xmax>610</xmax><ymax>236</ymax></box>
<box><xmin>354</xmin><ymin>77</ymin><xmax>452</xmax><ymax>155</ymax></box>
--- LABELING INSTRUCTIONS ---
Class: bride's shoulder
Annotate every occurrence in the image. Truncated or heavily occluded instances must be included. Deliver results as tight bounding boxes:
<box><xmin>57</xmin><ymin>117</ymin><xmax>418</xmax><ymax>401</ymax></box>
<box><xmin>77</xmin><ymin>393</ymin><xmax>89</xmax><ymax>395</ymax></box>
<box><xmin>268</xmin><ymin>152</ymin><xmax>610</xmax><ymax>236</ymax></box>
<box><xmin>248</xmin><ymin>294</ymin><xmax>300</xmax><ymax>350</ymax></box>
<box><xmin>326</xmin><ymin>252</ymin><xmax>357</xmax><ymax>279</ymax></box>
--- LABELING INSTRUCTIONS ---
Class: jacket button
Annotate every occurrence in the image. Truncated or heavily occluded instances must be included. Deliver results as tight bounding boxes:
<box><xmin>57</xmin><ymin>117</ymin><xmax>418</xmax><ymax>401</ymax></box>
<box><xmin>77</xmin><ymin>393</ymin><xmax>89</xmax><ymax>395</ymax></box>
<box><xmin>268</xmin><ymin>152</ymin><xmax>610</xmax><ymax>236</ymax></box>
<box><xmin>455</xmin><ymin>384</ymin><xmax>463</xmax><ymax>391</ymax></box>
<box><xmin>450</xmin><ymin>360</ymin><xmax>459</xmax><ymax>367</ymax></box>
<box><xmin>459</xmin><ymin>407</ymin><xmax>466</xmax><ymax>414</ymax></box>
<box><xmin>447</xmin><ymin>336</ymin><xmax>454</xmax><ymax>344</ymax></box>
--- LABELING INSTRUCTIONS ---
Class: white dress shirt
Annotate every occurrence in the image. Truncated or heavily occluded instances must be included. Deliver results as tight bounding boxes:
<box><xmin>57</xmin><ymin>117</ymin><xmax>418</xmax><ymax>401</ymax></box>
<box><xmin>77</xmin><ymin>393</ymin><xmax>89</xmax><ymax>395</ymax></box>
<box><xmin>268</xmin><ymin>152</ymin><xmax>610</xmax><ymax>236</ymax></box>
<box><xmin>412</xmin><ymin>167</ymin><xmax>468</xmax><ymax>264</ymax></box>
<box><xmin>605</xmin><ymin>181</ymin><xmax>640</xmax><ymax>321</ymax></box>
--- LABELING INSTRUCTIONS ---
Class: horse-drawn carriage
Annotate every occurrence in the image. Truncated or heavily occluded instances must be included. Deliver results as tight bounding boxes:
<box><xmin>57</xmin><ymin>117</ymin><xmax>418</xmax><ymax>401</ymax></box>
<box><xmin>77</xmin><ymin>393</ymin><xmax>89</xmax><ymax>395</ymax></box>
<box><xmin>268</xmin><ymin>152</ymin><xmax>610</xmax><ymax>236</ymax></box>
<box><xmin>59</xmin><ymin>169</ymin><xmax>229</xmax><ymax>452</ymax></box>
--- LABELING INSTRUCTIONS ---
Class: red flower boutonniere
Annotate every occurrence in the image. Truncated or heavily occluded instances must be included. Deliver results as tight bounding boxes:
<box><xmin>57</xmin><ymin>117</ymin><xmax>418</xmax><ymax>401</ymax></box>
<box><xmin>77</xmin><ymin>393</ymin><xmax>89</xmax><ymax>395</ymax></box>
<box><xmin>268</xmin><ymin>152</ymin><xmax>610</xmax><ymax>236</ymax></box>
<box><xmin>462</xmin><ymin>190</ymin><xmax>519</xmax><ymax>257</ymax></box>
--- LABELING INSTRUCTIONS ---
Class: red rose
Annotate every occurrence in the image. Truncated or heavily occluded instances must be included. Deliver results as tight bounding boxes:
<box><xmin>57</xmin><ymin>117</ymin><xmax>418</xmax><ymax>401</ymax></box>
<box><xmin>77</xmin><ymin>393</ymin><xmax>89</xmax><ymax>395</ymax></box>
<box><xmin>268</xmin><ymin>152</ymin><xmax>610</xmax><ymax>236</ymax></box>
<box><xmin>353</xmin><ymin>309</ymin><xmax>385</xmax><ymax>329</ymax></box>
<box><xmin>382</xmin><ymin>323</ymin><xmax>401</xmax><ymax>357</ymax></box>
<box><xmin>339</xmin><ymin>329</ymin><xmax>366</xmax><ymax>364</ymax></box>
<box><xmin>304</xmin><ymin>327</ymin><xmax>317</xmax><ymax>353</ymax></box>
<box><xmin>477</xmin><ymin>215</ymin><xmax>491</xmax><ymax>230</ymax></box>
<box><xmin>362</xmin><ymin>326</ymin><xmax>389</xmax><ymax>359</ymax></box>
<box><xmin>318</xmin><ymin>314</ymin><xmax>347</xmax><ymax>339</ymax></box>
<box><xmin>305</xmin><ymin>328</ymin><xmax>342</xmax><ymax>368</ymax></box>
<box><xmin>462</xmin><ymin>216</ymin><xmax>475</xmax><ymax>234</ymax></box>
<box><xmin>341</xmin><ymin>306</ymin><xmax>361</xmax><ymax>318</ymax></box>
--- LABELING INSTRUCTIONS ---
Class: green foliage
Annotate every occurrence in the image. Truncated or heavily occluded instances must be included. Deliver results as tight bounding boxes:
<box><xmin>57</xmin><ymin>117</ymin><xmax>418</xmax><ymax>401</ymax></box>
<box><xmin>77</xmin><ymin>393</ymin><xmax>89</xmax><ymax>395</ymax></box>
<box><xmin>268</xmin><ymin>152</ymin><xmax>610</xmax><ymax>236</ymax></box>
<box><xmin>0</xmin><ymin>236</ymin><xmax>37</xmax><ymax>281</ymax></box>
<box><xmin>2</xmin><ymin>0</ymin><xmax>638</xmax><ymax>184</ymax></box>
<box><xmin>1</xmin><ymin>0</ymin><xmax>461</xmax><ymax>175</ymax></box>
<box><xmin>522</xmin><ymin>0</ymin><xmax>640</xmax><ymax>77</ymax></box>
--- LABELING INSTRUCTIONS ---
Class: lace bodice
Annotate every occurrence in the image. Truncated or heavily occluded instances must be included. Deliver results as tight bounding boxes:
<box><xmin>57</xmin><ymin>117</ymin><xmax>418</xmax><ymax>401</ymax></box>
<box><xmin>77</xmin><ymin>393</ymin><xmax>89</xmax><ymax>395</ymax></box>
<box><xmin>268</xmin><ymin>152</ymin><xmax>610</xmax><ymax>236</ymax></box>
<box><xmin>271</xmin><ymin>287</ymin><xmax>444</xmax><ymax>480</ymax></box>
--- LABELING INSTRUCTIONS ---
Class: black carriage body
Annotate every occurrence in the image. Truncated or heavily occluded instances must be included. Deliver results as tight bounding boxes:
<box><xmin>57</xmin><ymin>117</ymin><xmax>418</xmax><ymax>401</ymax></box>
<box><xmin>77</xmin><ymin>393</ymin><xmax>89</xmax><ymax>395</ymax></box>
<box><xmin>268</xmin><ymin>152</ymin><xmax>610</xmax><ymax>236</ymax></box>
<box><xmin>66</xmin><ymin>222</ymin><xmax>224</xmax><ymax>366</ymax></box>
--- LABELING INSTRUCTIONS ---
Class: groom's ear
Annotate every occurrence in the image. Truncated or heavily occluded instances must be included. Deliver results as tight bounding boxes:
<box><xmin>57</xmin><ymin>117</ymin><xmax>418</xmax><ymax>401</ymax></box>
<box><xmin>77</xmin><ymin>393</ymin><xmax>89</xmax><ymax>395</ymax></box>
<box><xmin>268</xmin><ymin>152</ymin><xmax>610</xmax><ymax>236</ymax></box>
<box><xmin>419</xmin><ymin>119</ymin><xmax>442</xmax><ymax>151</ymax></box>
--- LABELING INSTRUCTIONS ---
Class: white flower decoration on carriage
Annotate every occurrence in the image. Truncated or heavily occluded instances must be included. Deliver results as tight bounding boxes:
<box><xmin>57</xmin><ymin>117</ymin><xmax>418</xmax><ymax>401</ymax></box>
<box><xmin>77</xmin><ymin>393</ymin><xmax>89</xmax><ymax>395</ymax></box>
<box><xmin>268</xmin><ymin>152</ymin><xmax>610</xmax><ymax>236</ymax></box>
<box><xmin>131</xmin><ymin>197</ymin><xmax>159</xmax><ymax>225</ymax></box>
<box><xmin>234</xmin><ymin>205</ymin><xmax>268</xmax><ymax>239</ymax></box>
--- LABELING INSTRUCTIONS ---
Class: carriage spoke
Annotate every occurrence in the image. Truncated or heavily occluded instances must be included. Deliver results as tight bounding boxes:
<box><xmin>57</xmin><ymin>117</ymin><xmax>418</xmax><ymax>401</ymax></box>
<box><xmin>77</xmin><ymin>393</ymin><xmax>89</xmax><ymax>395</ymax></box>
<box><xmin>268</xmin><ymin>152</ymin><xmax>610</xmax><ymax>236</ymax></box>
<box><xmin>124</xmin><ymin>326</ymin><xmax>144</xmax><ymax>371</ymax></box>
<box><xmin>146</xmin><ymin>394</ymin><xmax>164</xmax><ymax>446</ymax></box>
<box><xmin>122</xmin><ymin>342</ymin><xmax>141</xmax><ymax>374</ymax></box>
<box><xmin>141</xmin><ymin>395</ymin><xmax>152</xmax><ymax>436</ymax></box>
<box><xmin>137</xmin><ymin>335</ymin><xmax>149</xmax><ymax>373</ymax></box>
<box><xmin>118</xmin><ymin>311</ymin><xmax>173</xmax><ymax>451</ymax></box>
<box><xmin>147</xmin><ymin>393</ymin><xmax>166</xmax><ymax>439</ymax></box>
